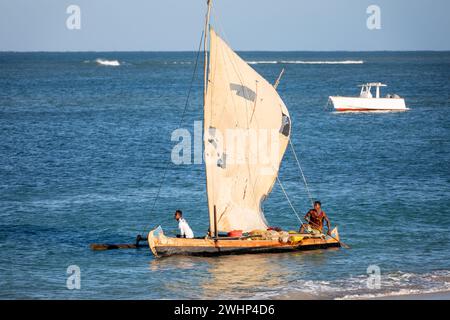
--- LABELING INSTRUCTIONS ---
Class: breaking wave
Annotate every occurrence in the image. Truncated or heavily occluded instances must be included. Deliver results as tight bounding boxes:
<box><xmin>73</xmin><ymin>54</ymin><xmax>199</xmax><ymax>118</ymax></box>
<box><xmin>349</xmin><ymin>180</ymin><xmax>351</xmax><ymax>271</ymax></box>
<box><xmin>95</xmin><ymin>59</ymin><xmax>121</xmax><ymax>66</ymax></box>
<box><xmin>246</xmin><ymin>60</ymin><xmax>364</xmax><ymax>65</ymax></box>
<box><xmin>251</xmin><ymin>270</ymin><xmax>450</xmax><ymax>300</ymax></box>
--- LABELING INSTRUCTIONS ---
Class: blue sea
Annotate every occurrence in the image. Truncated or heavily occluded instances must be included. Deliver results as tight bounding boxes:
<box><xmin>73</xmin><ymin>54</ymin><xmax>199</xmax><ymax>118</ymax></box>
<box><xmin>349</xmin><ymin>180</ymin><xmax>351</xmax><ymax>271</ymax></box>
<box><xmin>0</xmin><ymin>51</ymin><xmax>449</xmax><ymax>299</ymax></box>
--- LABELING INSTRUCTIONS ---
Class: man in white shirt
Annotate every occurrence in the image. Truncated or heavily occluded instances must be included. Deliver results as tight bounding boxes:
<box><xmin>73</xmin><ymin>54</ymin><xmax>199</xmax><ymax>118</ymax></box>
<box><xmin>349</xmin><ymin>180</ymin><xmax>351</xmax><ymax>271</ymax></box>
<box><xmin>174</xmin><ymin>210</ymin><xmax>194</xmax><ymax>239</ymax></box>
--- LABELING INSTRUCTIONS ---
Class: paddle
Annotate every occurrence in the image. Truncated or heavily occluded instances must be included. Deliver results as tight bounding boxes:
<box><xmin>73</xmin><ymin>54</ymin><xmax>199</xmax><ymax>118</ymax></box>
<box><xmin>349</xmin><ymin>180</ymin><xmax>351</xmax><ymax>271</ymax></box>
<box><xmin>327</xmin><ymin>234</ymin><xmax>351</xmax><ymax>249</ymax></box>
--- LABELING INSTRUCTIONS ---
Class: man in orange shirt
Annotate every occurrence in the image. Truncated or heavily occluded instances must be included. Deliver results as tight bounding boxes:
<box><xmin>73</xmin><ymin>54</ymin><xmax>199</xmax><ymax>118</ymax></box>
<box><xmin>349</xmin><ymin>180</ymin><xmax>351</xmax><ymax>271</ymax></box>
<box><xmin>300</xmin><ymin>201</ymin><xmax>331</xmax><ymax>235</ymax></box>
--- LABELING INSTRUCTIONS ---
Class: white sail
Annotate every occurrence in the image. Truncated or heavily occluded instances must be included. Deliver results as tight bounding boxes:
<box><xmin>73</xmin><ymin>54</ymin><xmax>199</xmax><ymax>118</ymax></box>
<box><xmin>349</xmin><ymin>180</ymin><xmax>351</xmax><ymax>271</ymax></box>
<box><xmin>204</xmin><ymin>29</ymin><xmax>291</xmax><ymax>233</ymax></box>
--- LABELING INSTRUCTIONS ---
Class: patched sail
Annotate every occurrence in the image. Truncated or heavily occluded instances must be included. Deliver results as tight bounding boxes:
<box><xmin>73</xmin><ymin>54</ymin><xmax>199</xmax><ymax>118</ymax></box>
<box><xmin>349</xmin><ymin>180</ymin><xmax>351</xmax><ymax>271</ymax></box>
<box><xmin>204</xmin><ymin>29</ymin><xmax>291</xmax><ymax>233</ymax></box>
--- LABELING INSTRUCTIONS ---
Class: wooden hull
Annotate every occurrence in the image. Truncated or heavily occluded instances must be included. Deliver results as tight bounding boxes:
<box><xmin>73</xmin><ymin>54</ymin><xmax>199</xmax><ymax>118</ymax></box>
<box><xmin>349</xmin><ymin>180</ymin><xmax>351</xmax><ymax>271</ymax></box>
<box><xmin>148</xmin><ymin>227</ymin><xmax>341</xmax><ymax>257</ymax></box>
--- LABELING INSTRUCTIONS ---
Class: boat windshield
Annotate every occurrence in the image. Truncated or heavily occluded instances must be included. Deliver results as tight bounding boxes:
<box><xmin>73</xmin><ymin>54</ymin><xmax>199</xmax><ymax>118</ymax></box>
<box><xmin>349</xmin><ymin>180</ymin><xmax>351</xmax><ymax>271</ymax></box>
<box><xmin>360</xmin><ymin>85</ymin><xmax>373</xmax><ymax>98</ymax></box>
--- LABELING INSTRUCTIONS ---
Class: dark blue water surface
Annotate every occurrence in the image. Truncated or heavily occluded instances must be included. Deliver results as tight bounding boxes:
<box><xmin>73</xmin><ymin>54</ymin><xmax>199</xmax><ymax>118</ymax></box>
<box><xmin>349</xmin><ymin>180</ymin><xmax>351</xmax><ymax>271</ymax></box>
<box><xmin>0</xmin><ymin>52</ymin><xmax>449</xmax><ymax>299</ymax></box>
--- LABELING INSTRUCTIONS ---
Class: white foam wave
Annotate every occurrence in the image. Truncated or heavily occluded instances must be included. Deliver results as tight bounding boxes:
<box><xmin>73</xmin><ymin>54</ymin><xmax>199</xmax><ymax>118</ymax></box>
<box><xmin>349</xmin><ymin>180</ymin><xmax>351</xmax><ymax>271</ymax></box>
<box><xmin>246</xmin><ymin>60</ymin><xmax>279</xmax><ymax>64</ymax></box>
<box><xmin>252</xmin><ymin>270</ymin><xmax>450</xmax><ymax>300</ymax></box>
<box><xmin>338</xmin><ymin>288</ymin><xmax>450</xmax><ymax>300</ymax></box>
<box><xmin>246</xmin><ymin>60</ymin><xmax>364</xmax><ymax>65</ymax></box>
<box><xmin>95</xmin><ymin>59</ymin><xmax>120</xmax><ymax>66</ymax></box>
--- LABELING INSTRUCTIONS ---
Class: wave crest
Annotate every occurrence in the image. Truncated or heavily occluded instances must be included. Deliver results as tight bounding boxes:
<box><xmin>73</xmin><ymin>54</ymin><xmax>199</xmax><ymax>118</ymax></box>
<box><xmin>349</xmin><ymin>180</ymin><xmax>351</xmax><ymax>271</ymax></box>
<box><xmin>246</xmin><ymin>60</ymin><xmax>364</xmax><ymax>65</ymax></box>
<box><xmin>95</xmin><ymin>59</ymin><xmax>120</xmax><ymax>66</ymax></box>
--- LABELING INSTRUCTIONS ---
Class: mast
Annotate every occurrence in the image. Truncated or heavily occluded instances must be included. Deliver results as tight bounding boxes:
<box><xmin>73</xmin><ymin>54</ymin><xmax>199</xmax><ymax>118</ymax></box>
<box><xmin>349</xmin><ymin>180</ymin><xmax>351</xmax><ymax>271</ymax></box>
<box><xmin>273</xmin><ymin>68</ymin><xmax>285</xmax><ymax>90</ymax></box>
<box><xmin>203</xmin><ymin>0</ymin><xmax>213</xmax><ymax>236</ymax></box>
<box><xmin>203</xmin><ymin>0</ymin><xmax>212</xmax><ymax>103</ymax></box>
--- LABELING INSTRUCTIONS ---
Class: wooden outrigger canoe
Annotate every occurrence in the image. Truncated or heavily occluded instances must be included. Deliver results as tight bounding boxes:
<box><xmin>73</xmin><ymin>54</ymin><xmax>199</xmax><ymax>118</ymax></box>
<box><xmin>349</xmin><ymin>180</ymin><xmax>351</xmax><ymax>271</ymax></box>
<box><xmin>90</xmin><ymin>1</ymin><xmax>347</xmax><ymax>256</ymax></box>
<box><xmin>144</xmin><ymin>0</ymin><xmax>346</xmax><ymax>258</ymax></box>
<box><xmin>148</xmin><ymin>226</ymin><xmax>340</xmax><ymax>257</ymax></box>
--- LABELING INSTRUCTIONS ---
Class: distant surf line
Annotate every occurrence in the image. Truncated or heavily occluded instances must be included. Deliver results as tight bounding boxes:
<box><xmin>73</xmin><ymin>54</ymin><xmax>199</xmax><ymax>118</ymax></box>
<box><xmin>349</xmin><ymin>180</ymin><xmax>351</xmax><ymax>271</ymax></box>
<box><xmin>246</xmin><ymin>60</ymin><xmax>364</xmax><ymax>65</ymax></box>
<box><xmin>95</xmin><ymin>58</ymin><xmax>120</xmax><ymax>66</ymax></box>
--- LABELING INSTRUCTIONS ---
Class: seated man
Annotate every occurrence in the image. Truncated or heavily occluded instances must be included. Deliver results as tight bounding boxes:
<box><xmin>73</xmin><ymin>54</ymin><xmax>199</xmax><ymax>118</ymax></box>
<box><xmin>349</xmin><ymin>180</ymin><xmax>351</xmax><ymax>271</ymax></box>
<box><xmin>299</xmin><ymin>201</ymin><xmax>331</xmax><ymax>235</ymax></box>
<box><xmin>174</xmin><ymin>209</ymin><xmax>194</xmax><ymax>239</ymax></box>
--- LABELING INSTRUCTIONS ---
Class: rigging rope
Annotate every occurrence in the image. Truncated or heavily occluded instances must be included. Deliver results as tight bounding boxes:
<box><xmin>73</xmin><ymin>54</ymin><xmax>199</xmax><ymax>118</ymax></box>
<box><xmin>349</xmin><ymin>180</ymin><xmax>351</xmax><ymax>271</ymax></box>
<box><xmin>141</xmin><ymin>31</ymin><xmax>204</xmax><ymax>235</ymax></box>
<box><xmin>276</xmin><ymin>176</ymin><xmax>304</xmax><ymax>225</ymax></box>
<box><xmin>289</xmin><ymin>139</ymin><xmax>315</xmax><ymax>208</ymax></box>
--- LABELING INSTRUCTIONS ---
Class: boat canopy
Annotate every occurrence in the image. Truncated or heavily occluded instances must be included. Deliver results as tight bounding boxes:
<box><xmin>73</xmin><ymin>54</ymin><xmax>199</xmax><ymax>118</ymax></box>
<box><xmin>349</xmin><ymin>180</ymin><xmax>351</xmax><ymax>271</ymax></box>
<box><xmin>358</xmin><ymin>83</ymin><xmax>388</xmax><ymax>98</ymax></box>
<box><xmin>358</xmin><ymin>82</ymin><xmax>387</xmax><ymax>87</ymax></box>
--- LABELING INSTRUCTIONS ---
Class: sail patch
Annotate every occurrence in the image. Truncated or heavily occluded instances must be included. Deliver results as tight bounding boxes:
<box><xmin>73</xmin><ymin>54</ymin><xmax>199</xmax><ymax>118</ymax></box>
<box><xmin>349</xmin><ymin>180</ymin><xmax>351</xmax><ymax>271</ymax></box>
<box><xmin>230</xmin><ymin>83</ymin><xmax>256</xmax><ymax>102</ymax></box>
<box><xmin>280</xmin><ymin>113</ymin><xmax>290</xmax><ymax>137</ymax></box>
<box><xmin>217</xmin><ymin>152</ymin><xmax>226</xmax><ymax>169</ymax></box>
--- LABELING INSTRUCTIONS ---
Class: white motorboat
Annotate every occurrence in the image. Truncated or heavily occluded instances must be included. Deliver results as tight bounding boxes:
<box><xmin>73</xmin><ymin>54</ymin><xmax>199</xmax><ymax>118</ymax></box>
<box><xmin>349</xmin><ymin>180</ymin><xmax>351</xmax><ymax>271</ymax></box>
<box><xmin>329</xmin><ymin>82</ymin><xmax>407</xmax><ymax>111</ymax></box>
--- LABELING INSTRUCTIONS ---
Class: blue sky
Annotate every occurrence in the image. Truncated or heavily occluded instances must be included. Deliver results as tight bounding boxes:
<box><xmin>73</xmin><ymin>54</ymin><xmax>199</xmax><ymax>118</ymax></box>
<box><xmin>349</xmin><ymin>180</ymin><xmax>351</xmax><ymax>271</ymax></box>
<box><xmin>0</xmin><ymin>0</ymin><xmax>449</xmax><ymax>51</ymax></box>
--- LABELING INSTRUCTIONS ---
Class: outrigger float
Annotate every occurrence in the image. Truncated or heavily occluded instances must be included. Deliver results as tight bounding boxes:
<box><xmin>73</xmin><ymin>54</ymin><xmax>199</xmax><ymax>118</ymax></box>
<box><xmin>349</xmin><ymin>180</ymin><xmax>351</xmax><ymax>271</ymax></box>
<box><xmin>146</xmin><ymin>0</ymin><xmax>342</xmax><ymax>257</ymax></box>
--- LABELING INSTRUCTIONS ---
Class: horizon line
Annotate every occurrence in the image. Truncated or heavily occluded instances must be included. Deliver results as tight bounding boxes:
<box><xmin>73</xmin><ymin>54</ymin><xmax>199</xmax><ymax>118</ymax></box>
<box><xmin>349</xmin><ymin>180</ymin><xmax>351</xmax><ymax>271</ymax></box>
<box><xmin>1</xmin><ymin>49</ymin><xmax>450</xmax><ymax>53</ymax></box>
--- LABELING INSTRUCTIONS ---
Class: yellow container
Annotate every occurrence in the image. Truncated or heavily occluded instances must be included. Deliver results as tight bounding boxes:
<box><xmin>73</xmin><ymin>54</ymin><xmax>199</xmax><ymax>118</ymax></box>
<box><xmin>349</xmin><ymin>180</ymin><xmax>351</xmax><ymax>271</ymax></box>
<box><xmin>289</xmin><ymin>235</ymin><xmax>304</xmax><ymax>244</ymax></box>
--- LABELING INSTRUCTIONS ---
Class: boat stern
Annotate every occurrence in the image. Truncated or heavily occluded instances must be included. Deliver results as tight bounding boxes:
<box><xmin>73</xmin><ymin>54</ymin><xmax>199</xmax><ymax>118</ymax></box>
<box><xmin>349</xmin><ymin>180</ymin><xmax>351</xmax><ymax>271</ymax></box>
<box><xmin>329</xmin><ymin>226</ymin><xmax>340</xmax><ymax>242</ymax></box>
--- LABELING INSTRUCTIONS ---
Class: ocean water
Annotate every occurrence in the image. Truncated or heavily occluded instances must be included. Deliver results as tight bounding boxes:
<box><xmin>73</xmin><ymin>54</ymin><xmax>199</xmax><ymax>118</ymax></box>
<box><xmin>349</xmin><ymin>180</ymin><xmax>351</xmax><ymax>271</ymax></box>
<box><xmin>0</xmin><ymin>51</ymin><xmax>449</xmax><ymax>299</ymax></box>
